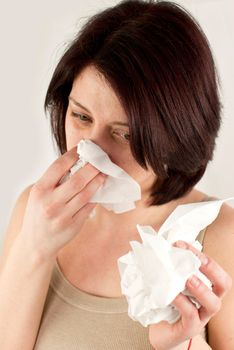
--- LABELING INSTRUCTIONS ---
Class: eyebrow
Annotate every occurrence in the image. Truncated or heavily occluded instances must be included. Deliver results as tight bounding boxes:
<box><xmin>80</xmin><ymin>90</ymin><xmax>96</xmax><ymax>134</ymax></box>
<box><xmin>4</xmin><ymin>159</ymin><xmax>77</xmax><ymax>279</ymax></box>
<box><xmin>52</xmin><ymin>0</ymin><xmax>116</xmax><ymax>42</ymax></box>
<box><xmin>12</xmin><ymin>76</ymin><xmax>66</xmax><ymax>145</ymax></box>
<box><xmin>68</xmin><ymin>96</ymin><xmax>129</xmax><ymax>127</ymax></box>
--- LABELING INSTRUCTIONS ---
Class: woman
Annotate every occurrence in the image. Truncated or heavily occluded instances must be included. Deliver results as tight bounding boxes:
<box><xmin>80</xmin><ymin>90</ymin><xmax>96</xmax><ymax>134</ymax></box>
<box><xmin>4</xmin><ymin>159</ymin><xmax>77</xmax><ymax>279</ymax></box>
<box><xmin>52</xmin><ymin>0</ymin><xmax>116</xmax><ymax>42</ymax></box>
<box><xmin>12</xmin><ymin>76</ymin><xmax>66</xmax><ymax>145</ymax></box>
<box><xmin>0</xmin><ymin>1</ymin><xmax>233</xmax><ymax>349</ymax></box>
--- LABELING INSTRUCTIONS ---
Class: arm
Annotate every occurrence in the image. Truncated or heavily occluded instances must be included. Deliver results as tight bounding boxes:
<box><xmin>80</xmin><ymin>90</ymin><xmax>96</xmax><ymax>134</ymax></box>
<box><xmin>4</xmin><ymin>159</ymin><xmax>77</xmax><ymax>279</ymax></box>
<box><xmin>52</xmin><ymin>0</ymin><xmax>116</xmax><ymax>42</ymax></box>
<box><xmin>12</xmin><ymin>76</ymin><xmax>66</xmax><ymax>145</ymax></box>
<box><xmin>203</xmin><ymin>203</ymin><xmax>234</xmax><ymax>350</ymax></box>
<box><xmin>0</xmin><ymin>236</ymin><xmax>56</xmax><ymax>350</ymax></box>
<box><xmin>0</xmin><ymin>146</ymin><xmax>105</xmax><ymax>350</ymax></box>
<box><xmin>0</xmin><ymin>185</ymin><xmax>56</xmax><ymax>350</ymax></box>
<box><xmin>149</xmin><ymin>203</ymin><xmax>233</xmax><ymax>350</ymax></box>
<box><xmin>170</xmin><ymin>202</ymin><xmax>234</xmax><ymax>350</ymax></box>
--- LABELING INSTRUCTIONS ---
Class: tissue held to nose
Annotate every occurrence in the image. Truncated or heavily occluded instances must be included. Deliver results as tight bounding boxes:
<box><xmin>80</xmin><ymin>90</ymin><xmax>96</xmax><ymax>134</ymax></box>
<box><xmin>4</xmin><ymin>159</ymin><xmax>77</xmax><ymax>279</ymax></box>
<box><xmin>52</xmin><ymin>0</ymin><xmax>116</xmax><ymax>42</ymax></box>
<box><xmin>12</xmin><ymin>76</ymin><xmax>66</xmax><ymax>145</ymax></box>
<box><xmin>69</xmin><ymin>139</ymin><xmax>141</xmax><ymax>213</ymax></box>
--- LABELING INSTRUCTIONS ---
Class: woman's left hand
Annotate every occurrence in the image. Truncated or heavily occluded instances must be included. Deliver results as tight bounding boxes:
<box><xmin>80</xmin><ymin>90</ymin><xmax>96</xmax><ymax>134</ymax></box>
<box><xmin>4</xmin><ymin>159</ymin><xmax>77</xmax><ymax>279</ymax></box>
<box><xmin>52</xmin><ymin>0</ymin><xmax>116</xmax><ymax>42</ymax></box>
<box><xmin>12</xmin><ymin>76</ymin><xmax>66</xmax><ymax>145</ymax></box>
<box><xmin>148</xmin><ymin>240</ymin><xmax>232</xmax><ymax>350</ymax></box>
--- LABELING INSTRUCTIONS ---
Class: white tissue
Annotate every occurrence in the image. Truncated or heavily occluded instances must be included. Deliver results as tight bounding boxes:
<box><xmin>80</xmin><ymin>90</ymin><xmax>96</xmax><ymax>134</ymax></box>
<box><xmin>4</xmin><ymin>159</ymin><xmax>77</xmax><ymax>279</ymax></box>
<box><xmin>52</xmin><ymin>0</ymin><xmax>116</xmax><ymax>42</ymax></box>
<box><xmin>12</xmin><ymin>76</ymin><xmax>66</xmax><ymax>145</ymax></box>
<box><xmin>69</xmin><ymin>139</ymin><xmax>141</xmax><ymax>213</ymax></box>
<box><xmin>117</xmin><ymin>197</ymin><xmax>234</xmax><ymax>327</ymax></box>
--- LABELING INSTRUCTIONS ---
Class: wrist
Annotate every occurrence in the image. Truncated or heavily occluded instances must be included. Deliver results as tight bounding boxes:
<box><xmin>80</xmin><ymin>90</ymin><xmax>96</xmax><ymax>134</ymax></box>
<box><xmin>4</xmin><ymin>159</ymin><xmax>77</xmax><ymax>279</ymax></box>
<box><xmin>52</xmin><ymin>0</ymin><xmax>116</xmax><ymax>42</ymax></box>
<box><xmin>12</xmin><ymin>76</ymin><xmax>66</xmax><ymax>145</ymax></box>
<box><xmin>13</xmin><ymin>233</ymin><xmax>57</xmax><ymax>269</ymax></box>
<box><xmin>153</xmin><ymin>338</ymin><xmax>193</xmax><ymax>350</ymax></box>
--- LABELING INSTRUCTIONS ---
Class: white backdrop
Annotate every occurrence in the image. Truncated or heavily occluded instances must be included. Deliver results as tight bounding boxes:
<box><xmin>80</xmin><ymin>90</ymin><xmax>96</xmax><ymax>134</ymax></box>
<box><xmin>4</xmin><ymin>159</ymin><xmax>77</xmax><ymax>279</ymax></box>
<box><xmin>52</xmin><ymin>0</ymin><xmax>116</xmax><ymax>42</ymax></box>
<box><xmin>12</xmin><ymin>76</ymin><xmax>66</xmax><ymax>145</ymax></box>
<box><xmin>0</xmin><ymin>0</ymin><xmax>233</xmax><ymax>249</ymax></box>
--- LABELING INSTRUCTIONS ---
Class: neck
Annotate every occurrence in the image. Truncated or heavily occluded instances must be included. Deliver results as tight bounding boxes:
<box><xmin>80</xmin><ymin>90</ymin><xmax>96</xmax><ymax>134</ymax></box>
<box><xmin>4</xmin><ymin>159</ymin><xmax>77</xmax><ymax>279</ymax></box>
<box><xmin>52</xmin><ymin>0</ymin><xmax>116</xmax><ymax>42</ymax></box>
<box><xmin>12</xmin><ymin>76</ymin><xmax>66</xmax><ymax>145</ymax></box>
<box><xmin>72</xmin><ymin>188</ymin><xmax>207</xmax><ymax>253</ymax></box>
<box><xmin>85</xmin><ymin>191</ymin><xmax>192</xmax><ymax>239</ymax></box>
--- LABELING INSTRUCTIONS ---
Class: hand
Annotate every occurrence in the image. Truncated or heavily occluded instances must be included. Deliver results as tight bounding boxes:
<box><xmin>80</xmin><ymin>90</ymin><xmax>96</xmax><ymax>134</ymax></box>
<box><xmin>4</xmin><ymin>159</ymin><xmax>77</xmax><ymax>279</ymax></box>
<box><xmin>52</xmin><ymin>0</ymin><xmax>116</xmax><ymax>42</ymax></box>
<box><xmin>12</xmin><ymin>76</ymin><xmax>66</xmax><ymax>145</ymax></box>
<box><xmin>18</xmin><ymin>145</ymin><xmax>106</xmax><ymax>261</ymax></box>
<box><xmin>148</xmin><ymin>240</ymin><xmax>232</xmax><ymax>350</ymax></box>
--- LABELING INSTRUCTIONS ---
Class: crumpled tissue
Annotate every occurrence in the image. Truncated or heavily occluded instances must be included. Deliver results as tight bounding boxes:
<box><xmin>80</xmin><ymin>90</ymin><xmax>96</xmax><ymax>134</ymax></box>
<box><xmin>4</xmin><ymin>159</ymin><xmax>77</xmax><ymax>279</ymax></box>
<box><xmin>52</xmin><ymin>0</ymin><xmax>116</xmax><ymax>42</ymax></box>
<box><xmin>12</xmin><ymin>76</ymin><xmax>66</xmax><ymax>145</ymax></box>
<box><xmin>117</xmin><ymin>197</ymin><xmax>234</xmax><ymax>327</ymax></box>
<box><xmin>68</xmin><ymin>139</ymin><xmax>141</xmax><ymax>213</ymax></box>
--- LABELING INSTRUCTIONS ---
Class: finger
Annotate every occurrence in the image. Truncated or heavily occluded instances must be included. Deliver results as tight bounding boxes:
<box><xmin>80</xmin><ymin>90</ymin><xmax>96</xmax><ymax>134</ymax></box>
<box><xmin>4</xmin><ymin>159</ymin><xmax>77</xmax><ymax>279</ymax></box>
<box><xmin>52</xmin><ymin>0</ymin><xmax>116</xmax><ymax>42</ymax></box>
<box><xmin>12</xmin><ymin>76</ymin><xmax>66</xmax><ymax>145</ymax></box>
<box><xmin>71</xmin><ymin>202</ymin><xmax>97</xmax><ymax>226</ymax></box>
<box><xmin>149</xmin><ymin>294</ymin><xmax>197</xmax><ymax>349</ymax></box>
<box><xmin>171</xmin><ymin>293</ymin><xmax>200</xmax><ymax>334</ymax></box>
<box><xmin>175</xmin><ymin>240</ymin><xmax>232</xmax><ymax>298</ymax></box>
<box><xmin>186</xmin><ymin>275</ymin><xmax>222</xmax><ymax>323</ymax></box>
<box><xmin>55</xmin><ymin>162</ymin><xmax>101</xmax><ymax>203</ymax></box>
<box><xmin>199</xmin><ymin>259</ymin><xmax>232</xmax><ymax>298</ymax></box>
<box><xmin>65</xmin><ymin>173</ymin><xmax>106</xmax><ymax>217</ymax></box>
<box><xmin>174</xmin><ymin>240</ymin><xmax>204</xmax><ymax>258</ymax></box>
<box><xmin>63</xmin><ymin>202</ymin><xmax>97</xmax><ymax>240</ymax></box>
<box><xmin>36</xmin><ymin>146</ymin><xmax>79</xmax><ymax>190</ymax></box>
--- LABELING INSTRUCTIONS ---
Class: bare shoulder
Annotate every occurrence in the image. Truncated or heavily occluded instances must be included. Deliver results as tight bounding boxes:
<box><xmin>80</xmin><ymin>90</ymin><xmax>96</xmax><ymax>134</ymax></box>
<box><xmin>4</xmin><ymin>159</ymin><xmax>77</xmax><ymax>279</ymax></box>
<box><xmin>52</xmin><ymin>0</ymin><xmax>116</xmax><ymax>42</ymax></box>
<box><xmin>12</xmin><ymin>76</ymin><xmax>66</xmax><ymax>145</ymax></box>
<box><xmin>203</xmin><ymin>201</ymin><xmax>234</xmax><ymax>285</ymax></box>
<box><xmin>203</xmin><ymin>201</ymin><xmax>234</xmax><ymax>261</ymax></box>
<box><xmin>203</xmin><ymin>202</ymin><xmax>234</xmax><ymax>349</ymax></box>
<box><xmin>0</xmin><ymin>183</ymin><xmax>35</xmax><ymax>269</ymax></box>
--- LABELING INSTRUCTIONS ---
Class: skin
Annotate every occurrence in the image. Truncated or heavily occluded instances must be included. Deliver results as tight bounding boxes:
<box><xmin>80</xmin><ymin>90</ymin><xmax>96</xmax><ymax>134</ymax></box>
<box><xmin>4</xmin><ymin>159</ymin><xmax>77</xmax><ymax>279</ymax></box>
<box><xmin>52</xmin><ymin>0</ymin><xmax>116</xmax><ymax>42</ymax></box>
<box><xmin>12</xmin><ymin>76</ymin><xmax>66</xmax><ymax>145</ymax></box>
<box><xmin>59</xmin><ymin>64</ymin><xmax>234</xmax><ymax>350</ymax></box>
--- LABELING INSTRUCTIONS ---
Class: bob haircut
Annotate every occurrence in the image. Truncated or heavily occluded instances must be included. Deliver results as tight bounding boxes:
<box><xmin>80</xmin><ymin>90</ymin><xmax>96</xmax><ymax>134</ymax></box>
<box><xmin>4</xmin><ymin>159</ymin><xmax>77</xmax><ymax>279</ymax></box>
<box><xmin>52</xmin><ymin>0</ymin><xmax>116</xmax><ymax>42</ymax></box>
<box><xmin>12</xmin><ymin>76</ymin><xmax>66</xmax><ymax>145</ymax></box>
<box><xmin>45</xmin><ymin>0</ymin><xmax>222</xmax><ymax>205</ymax></box>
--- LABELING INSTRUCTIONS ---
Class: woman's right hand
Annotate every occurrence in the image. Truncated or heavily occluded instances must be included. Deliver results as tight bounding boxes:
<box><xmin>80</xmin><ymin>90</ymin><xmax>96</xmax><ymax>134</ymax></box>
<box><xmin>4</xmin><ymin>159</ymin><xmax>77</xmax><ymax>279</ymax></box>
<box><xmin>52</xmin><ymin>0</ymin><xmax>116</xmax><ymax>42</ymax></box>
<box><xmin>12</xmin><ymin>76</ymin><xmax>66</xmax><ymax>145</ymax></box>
<box><xmin>18</xmin><ymin>145</ymin><xmax>106</xmax><ymax>261</ymax></box>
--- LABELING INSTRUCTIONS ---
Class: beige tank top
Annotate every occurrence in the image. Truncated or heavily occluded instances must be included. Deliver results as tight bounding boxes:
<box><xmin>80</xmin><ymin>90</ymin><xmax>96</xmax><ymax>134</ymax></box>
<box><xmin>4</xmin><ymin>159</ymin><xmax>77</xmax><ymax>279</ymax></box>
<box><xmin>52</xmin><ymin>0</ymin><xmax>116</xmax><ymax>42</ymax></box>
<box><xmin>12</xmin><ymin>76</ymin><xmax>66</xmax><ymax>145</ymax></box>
<box><xmin>33</xmin><ymin>196</ymin><xmax>216</xmax><ymax>349</ymax></box>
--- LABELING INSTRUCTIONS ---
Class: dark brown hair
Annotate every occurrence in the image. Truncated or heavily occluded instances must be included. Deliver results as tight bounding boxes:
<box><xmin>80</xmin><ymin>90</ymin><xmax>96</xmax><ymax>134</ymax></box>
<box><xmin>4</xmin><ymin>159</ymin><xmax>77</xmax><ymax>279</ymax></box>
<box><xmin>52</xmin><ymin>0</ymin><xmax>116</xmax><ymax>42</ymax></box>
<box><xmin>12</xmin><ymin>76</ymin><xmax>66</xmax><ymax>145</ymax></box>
<box><xmin>44</xmin><ymin>0</ymin><xmax>222</xmax><ymax>205</ymax></box>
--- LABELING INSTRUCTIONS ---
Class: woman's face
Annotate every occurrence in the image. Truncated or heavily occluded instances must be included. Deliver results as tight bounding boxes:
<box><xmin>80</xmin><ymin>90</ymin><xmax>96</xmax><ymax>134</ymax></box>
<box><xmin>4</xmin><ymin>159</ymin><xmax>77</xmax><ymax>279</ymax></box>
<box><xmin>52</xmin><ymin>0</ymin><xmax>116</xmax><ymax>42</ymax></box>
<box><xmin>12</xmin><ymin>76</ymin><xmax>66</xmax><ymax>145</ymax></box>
<box><xmin>65</xmin><ymin>65</ymin><xmax>156</xmax><ymax>195</ymax></box>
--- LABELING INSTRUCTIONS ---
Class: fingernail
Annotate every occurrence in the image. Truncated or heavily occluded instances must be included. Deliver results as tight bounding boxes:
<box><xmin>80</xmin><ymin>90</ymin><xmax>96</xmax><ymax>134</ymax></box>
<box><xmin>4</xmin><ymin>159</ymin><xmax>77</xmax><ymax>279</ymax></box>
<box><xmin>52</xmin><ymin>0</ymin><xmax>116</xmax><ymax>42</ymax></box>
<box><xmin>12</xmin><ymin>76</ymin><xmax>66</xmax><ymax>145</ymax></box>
<box><xmin>188</xmin><ymin>275</ymin><xmax>200</xmax><ymax>287</ymax></box>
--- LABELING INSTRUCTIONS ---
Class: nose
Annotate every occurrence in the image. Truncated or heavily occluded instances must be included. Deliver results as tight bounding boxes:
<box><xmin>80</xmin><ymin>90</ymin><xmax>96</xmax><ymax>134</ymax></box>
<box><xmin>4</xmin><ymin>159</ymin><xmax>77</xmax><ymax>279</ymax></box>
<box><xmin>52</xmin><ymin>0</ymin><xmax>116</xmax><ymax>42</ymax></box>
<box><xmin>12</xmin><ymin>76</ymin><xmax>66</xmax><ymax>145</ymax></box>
<box><xmin>89</xmin><ymin>137</ymin><xmax>111</xmax><ymax>158</ymax></box>
<box><xmin>84</xmin><ymin>127</ymin><xmax>112</xmax><ymax>158</ymax></box>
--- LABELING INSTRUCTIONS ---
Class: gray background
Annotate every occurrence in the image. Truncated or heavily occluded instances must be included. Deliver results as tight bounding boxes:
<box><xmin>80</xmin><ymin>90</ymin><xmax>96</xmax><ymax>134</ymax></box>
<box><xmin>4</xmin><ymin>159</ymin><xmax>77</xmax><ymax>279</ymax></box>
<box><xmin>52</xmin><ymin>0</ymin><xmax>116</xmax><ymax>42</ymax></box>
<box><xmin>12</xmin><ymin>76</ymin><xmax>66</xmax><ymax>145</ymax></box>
<box><xmin>1</xmin><ymin>0</ymin><xmax>233</xmax><ymax>249</ymax></box>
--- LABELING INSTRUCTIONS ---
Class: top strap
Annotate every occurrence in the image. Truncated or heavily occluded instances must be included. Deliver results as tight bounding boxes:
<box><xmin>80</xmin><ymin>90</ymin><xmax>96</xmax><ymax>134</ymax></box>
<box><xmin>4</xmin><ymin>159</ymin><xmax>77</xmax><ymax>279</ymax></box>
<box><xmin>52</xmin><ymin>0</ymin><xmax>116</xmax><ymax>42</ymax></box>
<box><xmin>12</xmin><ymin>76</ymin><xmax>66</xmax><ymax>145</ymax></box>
<box><xmin>196</xmin><ymin>195</ymin><xmax>219</xmax><ymax>245</ymax></box>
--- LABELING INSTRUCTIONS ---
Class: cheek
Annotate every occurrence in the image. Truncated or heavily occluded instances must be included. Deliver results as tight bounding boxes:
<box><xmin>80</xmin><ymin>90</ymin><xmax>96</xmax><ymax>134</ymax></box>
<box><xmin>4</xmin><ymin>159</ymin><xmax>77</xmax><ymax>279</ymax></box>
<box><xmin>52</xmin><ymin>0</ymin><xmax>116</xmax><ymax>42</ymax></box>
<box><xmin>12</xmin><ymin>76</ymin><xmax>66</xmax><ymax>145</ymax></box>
<box><xmin>112</xmin><ymin>150</ymin><xmax>155</xmax><ymax>185</ymax></box>
<box><xmin>110</xmin><ymin>150</ymin><xmax>146</xmax><ymax>181</ymax></box>
<box><xmin>108</xmin><ymin>147</ymin><xmax>132</xmax><ymax>168</ymax></box>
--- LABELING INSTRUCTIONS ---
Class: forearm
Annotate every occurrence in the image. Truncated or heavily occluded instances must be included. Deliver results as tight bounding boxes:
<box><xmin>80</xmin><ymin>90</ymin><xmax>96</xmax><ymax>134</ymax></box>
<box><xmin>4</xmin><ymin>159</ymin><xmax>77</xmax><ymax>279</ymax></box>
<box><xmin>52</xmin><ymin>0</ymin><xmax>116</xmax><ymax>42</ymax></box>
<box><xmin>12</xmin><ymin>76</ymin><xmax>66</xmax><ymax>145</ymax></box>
<box><xmin>0</xmin><ymin>235</ymin><xmax>56</xmax><ymax>350</ymax></box>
